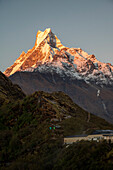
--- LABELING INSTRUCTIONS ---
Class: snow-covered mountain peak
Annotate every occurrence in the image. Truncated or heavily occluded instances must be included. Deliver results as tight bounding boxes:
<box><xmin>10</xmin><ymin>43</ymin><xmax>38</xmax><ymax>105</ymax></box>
<box><xmin>4</xmin><ymin>28</ymin><xmax>113</xmax><ymax>85</ymax></box>
<box><xmin>35</xmin><ymin>28</ymin><xmax>51</xmax><ymax>48</ymax></box>
<box><xmin>35</xmin><ymin>28</ymin><xmax>64</xmax><ymax>50</ymax></box>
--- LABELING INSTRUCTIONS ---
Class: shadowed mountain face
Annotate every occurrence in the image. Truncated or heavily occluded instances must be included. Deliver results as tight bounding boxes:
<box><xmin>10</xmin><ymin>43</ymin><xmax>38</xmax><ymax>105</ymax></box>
<box><xmin>10</xmin><ymin>71</ymin><xmax>113</xmax><ymax>124</ymax></box>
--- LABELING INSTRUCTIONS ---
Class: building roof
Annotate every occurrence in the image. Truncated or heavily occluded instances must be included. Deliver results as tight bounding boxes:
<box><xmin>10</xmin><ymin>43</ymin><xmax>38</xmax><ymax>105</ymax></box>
<box><xmin>65</xmin><ymin>134</ymin><xmax>88</xmax><ymax>138</ymax></box>
<box><xmin>92</xmin><ymin>130</ymin><xmax>113</xmax><ymax>135</ymax></box>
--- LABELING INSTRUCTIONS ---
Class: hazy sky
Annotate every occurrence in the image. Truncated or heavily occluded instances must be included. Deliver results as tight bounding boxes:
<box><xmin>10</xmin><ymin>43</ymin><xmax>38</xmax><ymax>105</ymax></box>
<box><xmin>0</xmin><ymin>0</ymin><xmax>113</xmax><ymax>72</ymax></box>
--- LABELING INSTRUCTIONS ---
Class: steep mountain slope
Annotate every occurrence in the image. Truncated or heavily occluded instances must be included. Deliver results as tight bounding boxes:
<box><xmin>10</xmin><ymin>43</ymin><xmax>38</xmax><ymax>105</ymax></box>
<box><xmin>4</xmin><ymin>28</ymin><xmax>113</xmax><ymax>123</ymax></box>
<box><xmin>0</xmin><ymin>71</ymin><xmax>25</xmax><ymax>106</ymax></box>
<box><xmin>1</xmin><ymin>90</ymin><xmax>113</xmax><ymax>169</ymax></box>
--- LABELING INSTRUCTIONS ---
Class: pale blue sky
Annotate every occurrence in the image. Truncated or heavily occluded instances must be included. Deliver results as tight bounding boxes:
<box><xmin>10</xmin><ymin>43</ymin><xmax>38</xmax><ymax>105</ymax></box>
<box><xmin>0</xmin><ymin>0</ymin><xmax>113</xmax><ymax>72</ymax></box>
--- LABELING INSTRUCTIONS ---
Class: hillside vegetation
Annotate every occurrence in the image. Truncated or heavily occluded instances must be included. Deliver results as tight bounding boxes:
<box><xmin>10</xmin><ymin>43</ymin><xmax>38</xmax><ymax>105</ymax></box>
<box><xmin>1</xmin><ymin>90</ymin><xmax>113</xmax><ymax>169</ymax></box>
<box><xmin>0</xmin><ymin>71</ymin><xmax>25</xmax><ymax>106</ymax></box>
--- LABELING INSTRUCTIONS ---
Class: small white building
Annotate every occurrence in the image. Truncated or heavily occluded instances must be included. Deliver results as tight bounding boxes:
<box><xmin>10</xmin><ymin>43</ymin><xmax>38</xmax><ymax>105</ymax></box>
<box><xmin>64</xmin><ymin>130</ymin><xmax>113</xmax><ymax>144</ymax></box>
